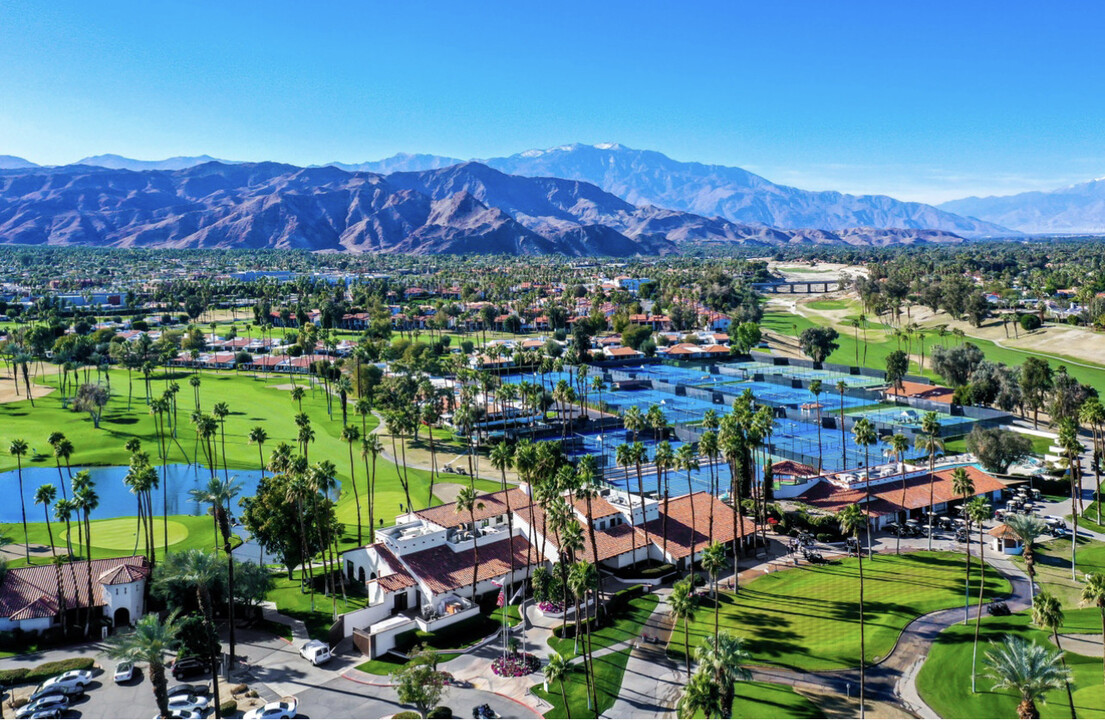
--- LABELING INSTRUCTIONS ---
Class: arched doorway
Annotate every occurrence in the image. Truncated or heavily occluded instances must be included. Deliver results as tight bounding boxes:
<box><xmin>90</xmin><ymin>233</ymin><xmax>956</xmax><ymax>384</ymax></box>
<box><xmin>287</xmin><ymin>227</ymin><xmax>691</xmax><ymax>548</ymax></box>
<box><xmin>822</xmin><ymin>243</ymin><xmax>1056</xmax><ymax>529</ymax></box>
<box><xmin>358</xmin><ymin>568</ymin><xmax>366</xmax><ymax>583</ymax></box>
<box><xmin>113</xmin><ymin>607</ymin><xmax>131</xmax><ymax>628</ymax></box>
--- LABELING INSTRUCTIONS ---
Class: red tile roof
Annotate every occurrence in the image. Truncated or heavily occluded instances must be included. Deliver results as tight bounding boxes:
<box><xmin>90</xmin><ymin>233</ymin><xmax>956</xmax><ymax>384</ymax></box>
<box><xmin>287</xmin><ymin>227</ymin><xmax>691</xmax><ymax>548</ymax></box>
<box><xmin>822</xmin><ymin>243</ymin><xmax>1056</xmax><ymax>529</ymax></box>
<box><xmin>643</xmin><ymin>492</ymin><xmax>757</xmax><ymax>560</ymax></box>
<box><xmin>796</xmin><ymin>466</ymin><xmax>1005</xmax><ymax>517</ymax></box>
<box><xmin>885</xmin><ymin>381</ymin><xmax>955</xmax><ymax>404</ymax></box>
<box><xmin>0</xmin><ymin>556</ymin><xmax>149</xmax><ymax>621</ymax></box>
<box><xmin>415</xmin><ymin>488</ymin><xmax>531</xmax><ymax>529</ymax></box>
<box><xmin>402</xmin><ymin>535</ymin><xmax>535</xmax><ymax>594</ymax></box>
<box><xmin>772</xmin><ymin>460</ymin><xmax>818</xmax><ymax>478</ymax></box>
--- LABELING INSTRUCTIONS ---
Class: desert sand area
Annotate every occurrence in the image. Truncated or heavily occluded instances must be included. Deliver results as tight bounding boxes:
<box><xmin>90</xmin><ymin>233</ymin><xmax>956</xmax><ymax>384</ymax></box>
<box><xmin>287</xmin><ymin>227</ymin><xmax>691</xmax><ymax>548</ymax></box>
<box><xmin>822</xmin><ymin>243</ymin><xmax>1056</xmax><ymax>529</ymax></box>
<box><xmin>783</xmin><ymin>289</ymin><xmax>1105</xmax><ymax>369</ymax></box>
<box><xmin>762</xmin><ymin>259</ymin><xmax>869</xmax><ymax>281</ymax></box>
<box><xmin>0</xmin><ymin>371</ymin><xmax>55</xmax><ymax>404</ymax></box>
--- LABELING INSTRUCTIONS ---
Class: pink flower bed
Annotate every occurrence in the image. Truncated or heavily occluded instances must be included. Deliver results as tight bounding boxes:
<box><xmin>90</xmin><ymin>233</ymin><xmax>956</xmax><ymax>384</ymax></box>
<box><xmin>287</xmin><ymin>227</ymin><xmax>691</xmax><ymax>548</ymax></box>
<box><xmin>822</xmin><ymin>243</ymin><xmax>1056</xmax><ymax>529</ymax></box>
<box><xmin>491</xmin><ymin>652</ymin><xmax>540</xmax><ymax>677</ymax></box>
<box><xmin>538</xmin><ymin>601</ymin><xmax>563</xmax><ymax>614</ymax></box>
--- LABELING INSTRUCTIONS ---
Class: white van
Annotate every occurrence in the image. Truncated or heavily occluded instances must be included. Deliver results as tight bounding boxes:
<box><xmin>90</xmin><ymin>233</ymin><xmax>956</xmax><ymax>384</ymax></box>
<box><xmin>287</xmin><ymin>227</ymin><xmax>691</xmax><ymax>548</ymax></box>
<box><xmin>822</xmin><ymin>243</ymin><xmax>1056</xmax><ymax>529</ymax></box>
<box><xmin>299</xmin><ymin>639</ymin><xmax>331</xmax><ymax>665</ymax></box>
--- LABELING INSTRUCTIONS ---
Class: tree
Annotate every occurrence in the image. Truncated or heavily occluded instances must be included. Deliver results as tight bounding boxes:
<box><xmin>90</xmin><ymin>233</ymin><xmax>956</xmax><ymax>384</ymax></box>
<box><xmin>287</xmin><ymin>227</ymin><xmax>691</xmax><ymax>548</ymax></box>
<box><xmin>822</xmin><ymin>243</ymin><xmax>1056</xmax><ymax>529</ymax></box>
<box><xmin>544</xmin><ymin>651</ymin><xmax>571</xmax><ymax>718</ymax></box>
<box><xmin>248</xmin><ymin>426</ymin><xmax>268</xmax><ymax>477</ymax></box>
<box><xmin>9</xmin><ymin>438</ymin><xmax>30</xmax><ymax>562</ymax></box>
<box><xmin>240</xmin><ymin>471</ymin><xmax>328</xmax><ymax>579</ymax></box>
<box><xmin>677</xmin><ymin>668</ymin><xmax>723</xmax><ymax>720</ymax></box>
<box><xmin>838</xmin><ymin>503</ymin><xmax>868</xmax><ymax>719</ymax></box>
<box><xmin>694</xmin><ymin>631</ymin><xmax>752</xmax><ymax>718</ymax></box>
<box><xmin>1082</xmin><ymin>572</ymin><xmax>1105</xmax><ymax>692</ymax></box>
<box><xmin>104</xmin><ymin>611</ymin><xmax>183</xmax><ymax>719</ymax></box>
<box><xmin>1020</xmin><ymin>358</ymin><xmax>1054</xmax><ymax>429</ymax></box>
<box><xmin>985</xmin><ymin>636</ymin><xmax>1072</xmax><ymax>720</ymax></box>
<box><xmin>884</xmin><ymin>350</ymin><xmax>908</xmax><ymax>395</ymax></box>
<box><xmin>797</xmin><ymin>326</ymin><xmax>839</xmax><ymax>364</ymax></box>
<box><xmin>391</xmin><ymin>647</ymin><xmax>450</xmax><ymax>719</ymax></box>
<box><xmin>1031</xmin><ymin>591</ymin><xmax>1077</xmax><ymax>718</ymax></box>
<box><xmin>700</xmin><ymin>542</ymin><xmax>728</xmax><ymax>646</ymax></box>
<box><xmin>967</xmin><ymin>495</ymin><xmax>993</xmax><ymax>694</ymax></box>
<box><xmin>454</xmin><ymin>486</ymin><xmax>485</xmax><ymax>602</ymax></box>
<box><xmin>670</xmin><ymin>578</ymin><xmax>699</xmax><ymax>681</ymax></box>
<box><xmin>951</xmin><ymin>467</ymin><xmax>974</xmax><ymax>623</ymax></box>
<box><xmin>74</xmin><ymin>382</ymin><xmax>110</xmax><ymax>428</ymax></box>
<box><xmin>341</xmin><ymin>425</ymin><xmax>363</xmax><ymax>545</ymax></box>
<box><xmin>852</xmin><ymin>418</ymin><xmax>877</xmax><ymax>558</ymax></box>
<box><xmin>1004</xmin><ymin>513</ymin><xmax>1045</xmax><ymax>603</ymax></box>
<box><xmin>931</xmin><ymin>343</ymin><xmax>984</xmax><ymax>387</ymax></box>
<box><xmin>916</xmin><ymin>412</ymin><xmax>944</xmax><ymax>551</ymax></box>
<box><xmin>809</xmin><ymin>380</ymin><xmax>824</xmax><ymax>474</ymax></box>
<box><xmin>966</xmin><ymin>427</ymin><xmax>1033</xmax><ymax>474</ymax></box>
<box><xmin>189</xmin><ymin>476</ymin><xmax>242</xmax><ymax>672</ymax></box>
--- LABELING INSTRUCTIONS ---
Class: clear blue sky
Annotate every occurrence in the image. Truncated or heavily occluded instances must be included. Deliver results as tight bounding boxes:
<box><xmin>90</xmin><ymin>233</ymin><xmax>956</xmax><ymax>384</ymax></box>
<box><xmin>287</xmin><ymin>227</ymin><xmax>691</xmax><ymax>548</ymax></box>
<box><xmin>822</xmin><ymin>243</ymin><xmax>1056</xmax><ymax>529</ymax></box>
<box><xmin>1</xmin><ymin>1</ymin><xmax>1103</xmax><ymax>203</ymax></box>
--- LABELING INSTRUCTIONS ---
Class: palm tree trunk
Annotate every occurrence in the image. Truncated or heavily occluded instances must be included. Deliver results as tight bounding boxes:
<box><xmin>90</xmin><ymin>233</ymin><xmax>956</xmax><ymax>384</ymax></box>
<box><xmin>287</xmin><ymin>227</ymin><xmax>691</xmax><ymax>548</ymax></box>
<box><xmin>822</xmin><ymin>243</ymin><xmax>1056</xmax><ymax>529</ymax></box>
<box><xmin>858</xmin><ymin>541</ymin><xmax>866</xmax><ymax>719</ymax></box>
<box><xmin>1051</xmin><ymin>629</ymin><xmax>1077</xmax><ymax>719</ymax></box>
<box><xmin>971</xmin><ymin>525</ymin><xmax>985</xmax><ymax>692</ymax></box>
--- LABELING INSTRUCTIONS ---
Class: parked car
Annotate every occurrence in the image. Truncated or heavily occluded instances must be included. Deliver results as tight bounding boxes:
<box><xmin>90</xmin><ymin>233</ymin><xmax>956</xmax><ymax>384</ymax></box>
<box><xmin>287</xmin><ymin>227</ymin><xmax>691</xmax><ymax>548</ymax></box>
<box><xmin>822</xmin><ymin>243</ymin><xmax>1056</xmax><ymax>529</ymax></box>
<box><xmin>29</xmin><ymin>683</ymin><xmax>82</xmax><ymax>702</ymax></box>
<box><xmin>299</xmin><ymin>639</ymin><xmax>331</xmax><ymax>665</ymax></box>
<box><xmin>170</xmin><ymin>656</ymin><xmax>207</xmax><ymax>680</ymax></box>
<box><xmin>114</xmin><ymin>661</ymin><xmax>136</xmax><ymax>683</ymax></box>
<box><xmin>473</xmin><ymin>704</ymin><xmax>498</xmax><ymax>719</ymax></box>
<box><xmin>166</xmin><ymin>684</ymin><xmax>209</xmax><ymax>699</ymax></box>
<box><xmin>244</xmin><ymin>697</ymin><xmax>298</xmax><ymax>720</ymax></box>
<box><xmin>166</xmin><ymin>693</ymin><xmax>211</xmax><ymax>715</ymax></box>
<box><xmin>39</xmin><ymin>669</ymin><xmax>93</xmax><ymax>695</ymax></box>
<box><xmin>15</xmin><ymin>696</ymin><xmax>69</xmax><ymax>719</ymax></box>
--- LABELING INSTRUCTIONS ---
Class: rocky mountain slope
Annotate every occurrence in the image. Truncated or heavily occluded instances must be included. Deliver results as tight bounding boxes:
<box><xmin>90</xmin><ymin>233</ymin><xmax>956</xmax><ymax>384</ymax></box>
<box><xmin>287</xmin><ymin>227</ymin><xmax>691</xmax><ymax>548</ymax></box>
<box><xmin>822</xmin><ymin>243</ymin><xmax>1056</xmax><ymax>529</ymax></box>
<box><xmin>939</xmin><ymin>177</ymin><xmax>1105</xmax><ymax>234</ymax></box>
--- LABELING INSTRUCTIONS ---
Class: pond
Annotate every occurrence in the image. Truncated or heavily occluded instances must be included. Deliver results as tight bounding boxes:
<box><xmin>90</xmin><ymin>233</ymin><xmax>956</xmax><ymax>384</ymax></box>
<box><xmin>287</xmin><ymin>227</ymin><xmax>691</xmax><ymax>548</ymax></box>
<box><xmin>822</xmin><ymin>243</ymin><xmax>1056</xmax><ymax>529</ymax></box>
<box><xmin>0</xmin><ymin>464</ymin><xmax>265</xmax><ymax>524</ymax></box>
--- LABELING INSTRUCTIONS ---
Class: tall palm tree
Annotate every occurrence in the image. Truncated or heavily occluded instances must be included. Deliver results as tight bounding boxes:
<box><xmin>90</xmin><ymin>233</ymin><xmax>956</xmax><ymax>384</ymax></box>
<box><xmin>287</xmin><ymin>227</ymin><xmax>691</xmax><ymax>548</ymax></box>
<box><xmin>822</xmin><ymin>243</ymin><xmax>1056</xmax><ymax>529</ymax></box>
<box><xmin>212</xmin><ymin>402</ymin><xmax>230</xmax><ymax>480</ymax></box>
<box><xmin>104</xmin><ymin>611</ymin><xmax>184</xmax><ymax>719</ymax></box>
<box><xmin>33</xmin><ymin>483</ymin><xmax>66</xmax><ymax>625</ymax></box>
<box><xmin>809</xmin><ymin>379</ymin><xmax>824</xmax><ymax>474</ymax></box>
<box><xmin>614</xmin><ymin>442</ymin><xmax>641</xmax><ymax>565</ymax></box>
<box><xmin>1081</xmin><ymin>572</ymin><xmax>1105</xmax><ymax>691</ymax></box>
<box><xmin>1004</xmin><ymin>513</ymin><xmax>1046</xmax><ymax>603</ymax></box>
<box><xmin>1080</xmin><ymin>399</ymin><xmax>1105</xmax><ymax>525</ymax></box>
<box><xmin>852</xmin><ymin>418</ymin><xmax>877</xmax><ymax>558</ymax></box>
<box><xmin>291</xmin><ymin>385</ymin><xmax>305</xmax><ymax>413</ymax></box>
<box><xmin>677</xmin><ymin>668</ymin><xmax>723</xmax><ymax>720</ymax></box>
<box><xmin>189</xmin><ymin>476</ymin><xmax>243</xmax><ymax>672</ymax></box>
<box><xmin>160</xmin><ymin>550</ymin><xmax>225</xmax><ymax>717</ymax></box>
<box><xmin>700</xmin><ymin>542</ymin><xmax>728</xmax><ymax>646</ymax></box>
<box><xmin>676</xmin><ymin>443</ymin><xmax>701</xmax><ymax>568</ymax></box>
<box><xmin>568</xmin><ymin>560</ymin><xmax>599</xmax><ymax>715</ymax></box>
<box><xmin>189</xmin><ymin>374</ymin><xmax>202</xmax><ymax>412</ymax></box>
<box><xmin>48</xmin><ymin>432</ymin><xmax>71</xmax><ymax>500</ymax></box>
<box><xmin>916</xmin><ymin>412</ymin><xmax>944</xmax><ymax>551</ymax></box>
<box><xmin>248</xmin><ymin>426</ymin><xmax>268</xmax><ymax>478</ymax></box>
<box><xmin>1031</xmin><ymin>591</ymin><xmax>1077</xmax><ymax>718</ymax></box>
<box><xmin>53</xmin><ymin>497</ymin><xmax>76</xmax><ymax>559</ymax></box>
<box><xmin>967</xmin><ymin>495</ymin><xmax>993</xmax><ymax>694</ymax></box>
<box><xmin>888</xmin><ymin>432</ymin><xmax>909</xmax><ymax>556</ymax></box>
<box><xmin>653</xmin><ymin>440</ymin><xmax>675</xmax><ymax>563</ymax></box>
<box><xmin>544</xmin><ymin>651</ymin><xmax>571</xmax><ymax>718</ymax></box>
<box><xmin>629</xmin><ymin>441</ymin><xmax>651</xmax><ymax>548</ymax></box>
<box><xmin>10</xmin><ymin>438</ymin><xmax>31</xmax><ymax>562</ymax></box>
<box><xmin>341</xmin><ymin>425</ymin><xmax>363</xmax><ymax>545</ymax></box>
<box><xmin>454</xmin><ymin>486</ymin><xmax>485</xmax><ymax>603</ymax></box>
<box><xmin>361</xmin><ymin>435</ymin><xmax>383</xmax><ymax>543</ymax></box>
<box><xmin>836</xmin><ymin>380</ymin><xmax>848</xmax><ymax>470</ymax></box>
<box><xmin>1059</xmin><ymin>418</ymin><xmax>1083</xmax><ymax>581</ymax></box>
<box><xmin>985</xmin><ymin>636</ymin><xmax>1072</xmax><ymax>720</ymax></box>
<box><xmin>694</xmin><ymin>631</ymin><xmax>752</xmax><ymax>718</ymax></box>
<box><xmin>670</xmin><ymin>577</ymin><xmax>699</xmax><ymax>682</ymax></box>
<box><xmin>951</xmin><ymin>467</ymin><xmax>975</xmax><ymax>623</ymax></box>
<box><xmin>838</xmin><ymin>503</ymin><xmax>867</xmax><ymax>719</ymax></box>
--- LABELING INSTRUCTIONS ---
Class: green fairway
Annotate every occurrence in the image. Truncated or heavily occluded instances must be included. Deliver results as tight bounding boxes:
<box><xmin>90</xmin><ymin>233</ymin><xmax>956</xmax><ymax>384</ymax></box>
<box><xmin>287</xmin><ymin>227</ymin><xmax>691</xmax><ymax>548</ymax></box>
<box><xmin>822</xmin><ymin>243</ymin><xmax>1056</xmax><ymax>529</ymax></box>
<box><xmin>533</xmin><ymin>647</ymin><xmax>630</xmax><ymax>719</ymax></box>
<box><xmin>918</xmin><ymin>610</ymin><xmax>1105</xmax><ymax>719</ymax></box>
<box><xmin>63</xmin><ymin>517</ymin><xmax>190</xmax><ymax>550</ymax></box>
<box><xmin>729</xmin><ymin>681</ymin><xmax>823</xmax><ymax>719</ymax></box>
<box><xmin>1013</xmin><ymin>537</ymin><xmax>1105</xmax><ymax>612</ymax></box>
<box><xmin>806</xmin><ymin>299</ymin><xmax>859</xmax><ymax>311</ymax></box>
<box><xmin>667</xmin><ymin>551</ymin><xmax>1012</xmax><ymax>671</ymax></box>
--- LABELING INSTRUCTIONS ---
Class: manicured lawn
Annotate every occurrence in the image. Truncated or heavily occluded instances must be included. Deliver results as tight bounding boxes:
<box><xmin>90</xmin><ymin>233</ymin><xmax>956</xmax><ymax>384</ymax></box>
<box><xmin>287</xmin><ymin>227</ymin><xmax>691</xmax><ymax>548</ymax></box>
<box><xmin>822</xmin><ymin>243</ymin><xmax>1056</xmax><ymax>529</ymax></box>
<box><xmin>355</xmin><ymin>651</ymin><xmax>460</xmax><ymax>676</ymax></box>
<box><xmin>668</xmin><ymin>551</ymin><xmax>1012</xmax><ymax>671</ymax></box>
<box><xmin>730</xmin><ymin>681</ymin><xmax>823</xmax><ymax>719</ymax></box>
<box><xmin>806</xmin><ymin>299</ymin><xmax>858</xmax><ymax>311</ymax></box>
<box><xmin>1013</xmin><ymin>537</ymin><xmax>1105</xmax><ymax>612</ymax></box>
<box><xmin>918</xmin><ymin>610</ymin><xmax>1105</xmax><ymax>719</ymax></box>
<box><xmin>547</xmin><ymin>594</ymin><xmax>659</xmax><ymax>659</ymax></box>
<box><xmin>532</xmin><ymin>647</ymin><xmax>630</xmax><ymax>719</ymax></box>
<box><xmin>267</xmin><ymin>573</ymin><xmax>369</xmax><ymax>641</ymax></box>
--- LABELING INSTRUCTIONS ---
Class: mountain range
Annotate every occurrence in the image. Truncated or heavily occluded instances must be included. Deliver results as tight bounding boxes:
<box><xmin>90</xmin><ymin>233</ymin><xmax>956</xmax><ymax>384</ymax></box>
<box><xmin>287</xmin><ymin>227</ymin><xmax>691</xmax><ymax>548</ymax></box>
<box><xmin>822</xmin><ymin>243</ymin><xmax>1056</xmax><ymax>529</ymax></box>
<box><xmin>0</xmin><ymin>161</ymin><xmax>969</xmax><ymax>255</ymax></box>
<box><xmin>937</xmin><ymin>177</ymin><xmax>1105</xmax><ymax>234</ymax></box>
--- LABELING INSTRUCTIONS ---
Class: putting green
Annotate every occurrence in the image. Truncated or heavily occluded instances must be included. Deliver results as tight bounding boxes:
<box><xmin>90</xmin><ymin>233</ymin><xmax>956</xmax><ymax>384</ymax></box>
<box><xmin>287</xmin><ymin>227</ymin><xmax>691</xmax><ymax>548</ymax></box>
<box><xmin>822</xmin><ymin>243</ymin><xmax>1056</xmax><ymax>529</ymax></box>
<box><xmin>66</xmin><ymin>517</ymin><xmax>190</xmax><ymax>551</ymax></box>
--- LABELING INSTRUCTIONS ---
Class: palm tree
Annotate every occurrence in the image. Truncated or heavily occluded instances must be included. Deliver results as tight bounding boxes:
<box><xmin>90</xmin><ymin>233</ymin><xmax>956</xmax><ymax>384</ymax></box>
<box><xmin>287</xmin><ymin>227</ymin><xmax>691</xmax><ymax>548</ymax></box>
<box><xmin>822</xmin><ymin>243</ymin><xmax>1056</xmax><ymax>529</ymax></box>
<box><xmin>291</xmin><ymin>385</ymin><xmax>305</xmax><ymax>413</ymax></box>
<box><xmin>1004</xmin><ymin>513</ymin><xmax>1046</xmax><ymax>603</ymax></box>
<box><xmin>1031</xmin><ymin>590</ymin><xmax>1077</xmax><ymax>718</ymax></box>
<box><xmin>836</xmin><ymin>380</ymin><xmax>849</xmax><ymax>470</ymax></box>
<box><xmin>159</xmin><ymin>550</ymin><xmax>224</xmax><ymax>717</ymax></box>
<box><xmin>629</xmin><ymin>441</ymin><xmax>651</xmax><ymax>548</ymax></box>
<box><xmin>951</xmin><ymin>467</ymin><xmax>975</xmax><ymax>623</ymax></box>
<box><xmin>189</xmin><ymin>374</ymin><xmax>201</xmax><ymax>412</ymax></box>
<box><xmin>34</xmin><ymin>483</ymin><xmax>66</xmax><ymax>625</ymax></box>
<box><xmin>694</xmin><ymin>631</ymin><xmax>752</xmax><ymax>718</ymax></box>
<box><xmin>1082</xmin><ymin>572</ymin><xmax>1105</xmax><ymax>690</ymax></box>
<box><xmin>654</xmin><ymin>440</ymin><xmax>675</xmax><ymax>563</ymax></box>
<box><xmin>670</xmin><ymin>577</ymin><xmax>699</xmax><ymax>681</ymax></box>
<box><xmin>676</xmin><ymin>443</ymin><xmax>701</xmax><ymax>568</ymax></box>
<box><xmin>54</xmin><ymin>497</ymin><xmax>76</xmax><ymax>559</ymax></box>
<box><xmin>10</xmin><ymin>438</ymin><xmax>30</xmax><ymax>562</ymax></box>
<box><xmin>915</xmin><ymin>412</ymin><xmax>944</xmax><ymax>551</ymax></box>
<box><xmin>888</xmin><ymin>432</ymin><xmax>909</xmax><ymax>556</ymax></box>
<box><xmin>985</xmin><ymin>635</ymin><xmax>1072</xmax><ymax>720</ymax></box>
<box><xmin>677</xmin><ymin>668</ymin><xmax>723</xmax><ymax>720</ymax></box>
<box><xmin>1059</xmin><ymin>417</ymin><xmax>1083</xmax><ymax>580</ymax></box>
<box><xmin>852</xmin><ymin>418</ymin><xmax>877</xmax><ymax>558</ymax></box>
<box><xmin>568</xmin><ymin>560</ymin><xmax>599</xmax><ymax>715</ymax></box>
<box><xmin>700</xmin><ymin>542</ymin><xmax>728</xmax><ymax>646</ymax></box>
<box><xmin>248</xmin><ymin>426</ymin><xmax>268</xmax><ymax>477</ymax></box>
<box><xmin>212</xmin><ymin>402</ymin><xmax>230</xmax><ymax>481</ymax></box>
<box><xmin>341</xmin><ymin>425</ymin><xmax>363</xmax><ymax>545</ymax></box>
<box><xmin>104</xmin><ymin>611</ymin><xmax>184</xmax><ymax>719</ymax></box>
<box><xmin>1080</xmin><ymin>398</ymin><xmax>1105</xmax><ymax>525</ymax></box>
<box><xmin>967</xmin><ymin>495</ymin><xmax>993</xmax><ymax>694</ymax></box>
<box><xmin>362</xmin><ymin>435</ymin><xmax>383</xmax><ymax>543</ymax></box>
<box><xmin>544</xmin><ymin>651</ymin><xmax>571</xmax><ymax>718</ymax></box>
<box><xmin>838</xmin><ymin>503</ymin><xmax>867</xmax><ymax>719</ymax></box>
<box><xmin>454</xmin><ymin>486</ymin><xmax>485</xmax><ymax>602</ymax></box>
<box><xmin>189</xmin><ymin>476</ymin><xmax>243</xmax><ymax>672</ymax></box>
<box><xmin>809</xmin><ymin>379</ymin><xmax>824</xmax><ymax>474</ymax></box>
<box><xmin>48</xmin><ymin>432</ymin><xmax>71</xmax><ymax>500</ymax></box>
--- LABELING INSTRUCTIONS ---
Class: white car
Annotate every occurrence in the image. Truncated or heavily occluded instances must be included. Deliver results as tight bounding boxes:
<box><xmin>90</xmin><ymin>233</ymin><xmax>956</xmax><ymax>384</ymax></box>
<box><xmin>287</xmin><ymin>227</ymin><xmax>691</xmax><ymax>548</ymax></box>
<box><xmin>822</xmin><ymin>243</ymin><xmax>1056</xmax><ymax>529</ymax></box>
<box><xmin>167</xmin><ymin>694</ymin><xmax>211</xmax><ymax>715</ymax></box>
<box><xmin>114</xmin><ymin>661</ymin><xmax>136</xmax><ymax>683</ymax></box>
<box><xmin>39</xmin><ymin>669</ymin><xmax>94</xmax><ymax>694</ymax></box>
<box><xmin>299</xmin><ymin>639</ymin><xmax>331</xmax><ymax>665</ymax></box>
<box><xmin>244</xmin><ymin>697</ymin><xmax>298</xmax><ymax>720</ymax></box>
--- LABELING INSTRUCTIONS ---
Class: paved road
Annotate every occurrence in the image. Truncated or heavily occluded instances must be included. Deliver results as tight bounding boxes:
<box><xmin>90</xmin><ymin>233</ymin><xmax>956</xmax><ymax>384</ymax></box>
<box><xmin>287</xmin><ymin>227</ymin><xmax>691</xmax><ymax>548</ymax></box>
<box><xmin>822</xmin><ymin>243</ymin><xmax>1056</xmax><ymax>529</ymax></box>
<box><xmin>298</xmin><ymin>674</ymin><xmax>540</xmax><ymax>718</ymax></box>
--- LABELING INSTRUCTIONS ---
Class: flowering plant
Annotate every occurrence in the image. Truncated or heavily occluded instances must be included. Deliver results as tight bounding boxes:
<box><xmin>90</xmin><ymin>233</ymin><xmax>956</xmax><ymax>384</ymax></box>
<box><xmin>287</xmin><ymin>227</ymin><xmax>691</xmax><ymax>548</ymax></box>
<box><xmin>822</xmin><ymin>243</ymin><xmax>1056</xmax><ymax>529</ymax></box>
<box><xmin>491</xmin><ymin>652</ymin><xmax>540</xmax><ymax>677</ymax></box>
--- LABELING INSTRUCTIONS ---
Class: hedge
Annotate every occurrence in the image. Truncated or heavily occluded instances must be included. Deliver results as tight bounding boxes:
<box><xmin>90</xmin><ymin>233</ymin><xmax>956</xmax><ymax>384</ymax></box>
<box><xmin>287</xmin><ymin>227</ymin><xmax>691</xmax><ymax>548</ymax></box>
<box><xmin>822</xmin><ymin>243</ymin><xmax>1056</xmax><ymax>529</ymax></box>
<box><xmin>428</xmin><ymin>706</ymin><xmax>452</xmax><ymax>718</ymax></box>
<box><xmin>219</xmin><ymin>700</ymin><xmax>238</xmax><ymax>715</ymax></box>
<box><xmin>394</xmin><ymin>712</ymin><xmax>421</xmax><ymax>719</ymax></box>
<box><xmin>0</xmin><ymin>657</ymin><xmax>96</xmax><ymax>685</ymax></box>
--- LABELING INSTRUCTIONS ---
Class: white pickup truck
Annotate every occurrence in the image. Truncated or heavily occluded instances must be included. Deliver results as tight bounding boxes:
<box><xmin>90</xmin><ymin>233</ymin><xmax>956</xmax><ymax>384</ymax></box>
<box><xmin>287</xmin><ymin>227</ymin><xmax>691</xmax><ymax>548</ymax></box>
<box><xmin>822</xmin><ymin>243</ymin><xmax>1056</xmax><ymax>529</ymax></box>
<box><xmin>299</xmin><ymin>639</ymin><xmax>331</xmax><ymax>665</ymax></box>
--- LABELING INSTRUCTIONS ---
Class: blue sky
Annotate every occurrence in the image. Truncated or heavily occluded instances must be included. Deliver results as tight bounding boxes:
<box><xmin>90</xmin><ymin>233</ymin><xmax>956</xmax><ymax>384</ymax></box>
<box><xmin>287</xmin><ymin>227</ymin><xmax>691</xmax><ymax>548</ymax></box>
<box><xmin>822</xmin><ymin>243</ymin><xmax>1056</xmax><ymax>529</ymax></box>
<box><xmin>1</xmin><ymin>1</ymin><xmax>1103</xmax><ymax>203</ymax></box>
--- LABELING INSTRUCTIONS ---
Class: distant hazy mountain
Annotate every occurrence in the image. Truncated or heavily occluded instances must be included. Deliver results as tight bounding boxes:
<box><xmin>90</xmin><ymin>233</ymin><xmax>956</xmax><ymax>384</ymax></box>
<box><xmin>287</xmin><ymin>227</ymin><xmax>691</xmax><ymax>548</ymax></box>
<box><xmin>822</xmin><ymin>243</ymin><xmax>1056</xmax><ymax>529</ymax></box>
<box><xmin>326</xmin><ymin>153</ymin><xmax>464</xmax><ymax>174</ymax></box>
<box><xmin>939</xmin><ymin>178</ymin><xmax>1105</xmax><ymax>234</ymax></box>
<box><xmin>73</xmin><ymin>154</ymin><xmax>234</xmax><ymax>171</ymax></box>
<box><xmin>0</xmin><ymin>155</ymin><xmax>38</xmax><ymax>170</ymax></box>
<box><xmin>0</xmin><ymin>161</ymin><xmax>966</xmax><ymax>254</ymax></box>
<box><xmin>478</xmin><ymin>143</ymin><xmax>1013</xmax><ymax>238</ymax></box>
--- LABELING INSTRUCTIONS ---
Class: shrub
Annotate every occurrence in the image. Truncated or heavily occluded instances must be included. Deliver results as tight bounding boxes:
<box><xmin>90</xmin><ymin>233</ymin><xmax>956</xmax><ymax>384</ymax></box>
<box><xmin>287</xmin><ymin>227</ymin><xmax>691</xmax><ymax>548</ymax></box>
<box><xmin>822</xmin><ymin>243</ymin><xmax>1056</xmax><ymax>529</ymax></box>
<box><xmin>219</xmin><ymin>700</ymin><xmax>238</xmax><ymax>716</ymax></box>
<box><xmin>1020</xmin><ymin>314</ymin><xmax>1042</xmax><ymax>331</ymax></box>
<box><xmin>394</xmin><ymin>712</ymin><xmax>421</xmax><ymax>719</ymax></box>
<box><xmin>816</xmin><ymin>533</ymin><xmax>833</xmax><ymax>543</ymax></box>
<box><xmin>428</xmin><ymin>706</ymin><xmax>452</xmax><ymax>718</ymax></box>
<box><xmin>230</xmin><ymin>683</ymin><xmax>249</xmax><ymax>695</ymax></box>
<box><xmin>0</xmin><ymin>657</ymin><xmax>95</xmax><ymax>686</ymax></box>
<box><xmin>0</xmin><ymin>668</ymin><xmax>28</xmax><ymax>684</ymax></box>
